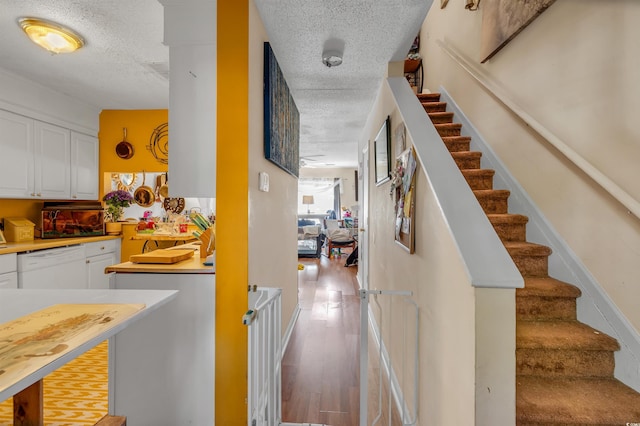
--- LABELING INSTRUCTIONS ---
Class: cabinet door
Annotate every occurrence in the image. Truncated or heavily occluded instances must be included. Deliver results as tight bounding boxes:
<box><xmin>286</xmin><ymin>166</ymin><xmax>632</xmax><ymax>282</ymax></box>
<box><xmin>0</xmin><ymin>272</ymin><xmax>18</xmax><ymax>289</ymax></box>
<box><xmin>71</xmin><ymin>131</ymin><xmax>99</xmax><ymax>200</ymax></box>
<box><xmin>34</xmin><ymin>121</ymin><xmax>70</xmax><ymax>199</ymax></box>
<box><xmin>87</xmin><ymin>253</ymin><xmax>116</xmax><ymax>289</ymax></box>
<box><xmin>0</xmin><ymin>110</ymin><xmax>34</xmax><ymax>198</ymax></box>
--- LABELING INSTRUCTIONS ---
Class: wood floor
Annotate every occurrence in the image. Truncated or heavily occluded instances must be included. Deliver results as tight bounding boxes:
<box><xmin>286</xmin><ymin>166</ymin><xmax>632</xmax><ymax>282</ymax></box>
<box><xmin>283</xmin><ymin>255</ymin><xmax>401</xmax><ymax>426</ymax></box>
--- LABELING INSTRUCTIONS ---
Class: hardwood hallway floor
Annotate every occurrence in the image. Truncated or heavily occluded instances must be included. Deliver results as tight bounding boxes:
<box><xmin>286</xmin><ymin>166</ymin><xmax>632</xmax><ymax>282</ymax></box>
<box><xmin>282</xmin><ymin>255</ymin><xmax>360</xmax><ymax>425</ymax></box>
<box><xmin>283</xmin><ymin>255</ymin><xmax>401</xmax><ymax>426</ymax></box>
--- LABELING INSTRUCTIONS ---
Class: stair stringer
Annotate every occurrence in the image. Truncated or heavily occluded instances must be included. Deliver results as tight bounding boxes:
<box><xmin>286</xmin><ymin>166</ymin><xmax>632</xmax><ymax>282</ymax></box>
<box><xmin>437</xmin><ymin>86</ymin><xmax>640</xmax><ymax>392</ymax></box>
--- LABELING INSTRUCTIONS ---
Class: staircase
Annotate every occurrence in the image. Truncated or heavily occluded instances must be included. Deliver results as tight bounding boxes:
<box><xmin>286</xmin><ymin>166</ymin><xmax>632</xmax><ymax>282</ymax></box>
<box><xmin>420</xmin><ymin>93</ymin><xmax>640</xmax><ymax>425</ymax></box>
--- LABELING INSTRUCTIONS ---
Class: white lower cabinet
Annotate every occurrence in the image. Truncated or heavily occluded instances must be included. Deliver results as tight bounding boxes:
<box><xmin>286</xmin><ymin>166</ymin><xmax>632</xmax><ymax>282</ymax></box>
<box><xmin>0</xmin><ymin>253</ymin><xmax>18</xmax><ymax>290</ymax></box>
<box><xmin>84</xmin><ymin>240</ymin><xmax>119</xmax><ymax>289</ymax></box>
<box><xmin>0</xmin><ymin>272</ymin><xmax>18</xmax><ymax>289</ymax></box>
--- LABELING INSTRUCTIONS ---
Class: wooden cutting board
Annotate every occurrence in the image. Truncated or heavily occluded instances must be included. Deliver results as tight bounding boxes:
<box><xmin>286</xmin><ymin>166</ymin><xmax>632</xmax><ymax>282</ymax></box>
<box><xmin>130</xmin><ymin>248</ymin><xmax>195</xmax><ymax>264</ymax></box>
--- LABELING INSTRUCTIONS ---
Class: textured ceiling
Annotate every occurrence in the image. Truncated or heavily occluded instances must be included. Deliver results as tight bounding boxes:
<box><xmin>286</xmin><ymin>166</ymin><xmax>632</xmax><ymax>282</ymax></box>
<box><xmin>0</xmin><ymin>0</ymin><xmax>430</xmax><ymax>168</ymax></box>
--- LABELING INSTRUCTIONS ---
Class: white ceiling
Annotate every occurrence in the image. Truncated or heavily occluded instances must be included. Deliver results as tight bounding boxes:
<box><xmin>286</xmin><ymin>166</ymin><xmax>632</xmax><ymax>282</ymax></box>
<box><xmin>0</xmin><ymin>0</ymin><xmax>430</xmax><ymax>168</ymax></box>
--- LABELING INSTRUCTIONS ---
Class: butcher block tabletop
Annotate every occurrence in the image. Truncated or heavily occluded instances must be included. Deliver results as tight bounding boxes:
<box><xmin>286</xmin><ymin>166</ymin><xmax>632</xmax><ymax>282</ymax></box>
<box><xmin>106</xmin><ymin>243</ymin><xmax>215</xmax><ymax>274</ymax></box>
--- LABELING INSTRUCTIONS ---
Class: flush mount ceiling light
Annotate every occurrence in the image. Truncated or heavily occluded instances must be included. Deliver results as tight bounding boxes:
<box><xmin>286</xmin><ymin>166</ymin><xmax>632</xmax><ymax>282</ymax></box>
<box><xmin>322</xmin><ymin>50</ymin><xmax>343</xmax><ymax>68</ymax></box>
<box><xmin>18</xmin><ymin>17</ymin><xmax>85</xmax><ymax>54</ymax></box>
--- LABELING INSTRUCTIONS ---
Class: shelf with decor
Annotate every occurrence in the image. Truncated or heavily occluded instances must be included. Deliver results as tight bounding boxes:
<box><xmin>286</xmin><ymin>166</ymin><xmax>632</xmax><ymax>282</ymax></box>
<box><xmin>404</xmin><ymin>58</ymin><xmax>423</xmax><ymax>94</ymax></box>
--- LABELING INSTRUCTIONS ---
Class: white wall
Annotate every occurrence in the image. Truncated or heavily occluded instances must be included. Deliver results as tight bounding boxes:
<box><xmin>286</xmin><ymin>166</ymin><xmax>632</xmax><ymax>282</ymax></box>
<box><xmin>420</xmin><ymin>1</ymin><xmax>640</xmax><ymax>332</ymax></box>
<box><xmin>248</xmin><ymin>0</ymin><xmax>299</xmax><ymax>331</ymax></box>
<box><xmin>298</xmin><ymin>167</ymin><xmax>358</xmax><ymax>216</ymax></box>
<box><xmin>359</xmin><ymin>80</ymin><xmax>492</xmax><ymax>425</ymax></box>
<box><xmin>0</xmin><ymin>68</ymin><xmax>99</xmax><ymax>135</ymax></box>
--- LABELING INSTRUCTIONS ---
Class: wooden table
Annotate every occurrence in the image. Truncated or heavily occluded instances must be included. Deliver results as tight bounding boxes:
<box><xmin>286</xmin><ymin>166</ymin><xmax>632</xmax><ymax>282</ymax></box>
<box><xmin>0</xmin><ymin>289</ymin><xmax>177</xmax><ymax>425</ymax></box>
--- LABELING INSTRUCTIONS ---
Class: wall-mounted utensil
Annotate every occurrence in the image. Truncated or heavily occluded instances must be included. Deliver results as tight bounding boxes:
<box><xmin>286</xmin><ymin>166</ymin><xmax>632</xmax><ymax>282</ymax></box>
<box><xmin>134</xmin><ymin>170</ymin><xmax>156</xmax><ymax>207</ymax></box>
<box><xmin>115</xmin><ymin>128</ymin><xmax>134</xmax><ymax>159</ymax></box>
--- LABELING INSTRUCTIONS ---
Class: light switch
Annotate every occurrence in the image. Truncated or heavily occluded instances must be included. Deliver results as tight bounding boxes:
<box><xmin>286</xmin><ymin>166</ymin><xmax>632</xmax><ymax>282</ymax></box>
<box><xmin>259</xmin><ymin>172</ymin><xmax>269</xmax><ymax>192</ymax></box>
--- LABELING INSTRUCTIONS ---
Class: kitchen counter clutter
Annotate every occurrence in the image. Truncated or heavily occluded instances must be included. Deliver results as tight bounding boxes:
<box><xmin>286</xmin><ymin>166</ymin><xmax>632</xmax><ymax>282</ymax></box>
<box><xmin>0</xmin><ymin>234</ymin><xmax>119</xmax><ymax>255</ymax></box>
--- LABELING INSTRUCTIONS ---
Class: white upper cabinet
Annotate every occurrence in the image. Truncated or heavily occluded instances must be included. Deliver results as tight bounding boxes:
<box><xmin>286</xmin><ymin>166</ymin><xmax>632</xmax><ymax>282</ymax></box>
<box><xmin>0</xmin><ymin>109</ymin><xmax>34</xmax><ymax>198</ymax></box>
<box><xmin>70</xmin><ymin>131</ymin><xmax>99</xmax><ymax>200</ymax></box>
<box><xmin>0</xmin><ymin>109</ymin><xmax>99</xmax><ymax>200</ymax></box>
<box><xmin>34</xmin><ymin>121</ymin><xmax>71</xmax><ymax>199</ymax></box>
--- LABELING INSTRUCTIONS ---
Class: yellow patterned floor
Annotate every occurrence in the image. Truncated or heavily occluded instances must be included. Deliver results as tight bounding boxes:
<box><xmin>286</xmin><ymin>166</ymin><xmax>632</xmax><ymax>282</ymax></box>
<box><xmin>0</xmin><ymin>341</ymin><xmax>108</xmax><ymax>426</ymax></box>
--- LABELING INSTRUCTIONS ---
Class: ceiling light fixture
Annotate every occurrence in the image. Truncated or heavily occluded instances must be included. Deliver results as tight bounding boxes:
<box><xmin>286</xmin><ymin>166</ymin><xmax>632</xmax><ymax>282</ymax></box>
<box><xmin>18</xmin><ymin>17</ymin><xmax>85</xmax><ymax>54</ymax></box>
<box><xmin>322</xmin><ymin>50</ymin><xmax>343</xmax><ymax>68</ymax></box>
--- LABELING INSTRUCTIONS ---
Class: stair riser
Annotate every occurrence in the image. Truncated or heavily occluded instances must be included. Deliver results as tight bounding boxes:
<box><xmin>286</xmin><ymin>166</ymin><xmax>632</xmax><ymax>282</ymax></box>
<box><xmin>422</xmin><ymin>103</ymin><xmax>447</xmax><ymax>113</ymax></box>
<box><xmin>462</xmin><ymin>173</ymin><xmax>494</xmax><ymax>190</ymax></box>
<box><xmin>492</xmin><ymin>222</ymin><xmax>527</xmax><ymax>242</ymax></box>
<box><xmin>516</xmin><ymin>296</ymin><xmax>577</xmax><ymax>321</ymax></box>
<box><xmin>435</xmin><ymin>125</ymin><xmax>462</xmax><ymax>137</ymax></box>
<box><xmin>428</xmin><ymin>112</ymin><xmax>454</xmax><ymax>124</ymax></box>
<box><xmin>510</xmin><ymin>255</ymin><xmax>549</xmax><ymax>277</ymax></box>
<box><xmin>418</xmin><ymin>93</ymin><xmax>441</xmax><ymax>103</ymax></box>
<box><xmin>443</xmin><ymin>139</ymin><xmax>470</xmax><ymax>152</ymax></box>
<box><xmin>475</xmin><ymin>194</ymin><xmax>510</xmax><ymax>214</ymax></box>
<box><xmin>516</xmin><ymin>349</ymin><xmax>615</xmax><ymax>378</ymax></box>
<box><xmin>452</xmin><ymin>154</ymin><xmax>481</xmax><ymax>170</ymax></box>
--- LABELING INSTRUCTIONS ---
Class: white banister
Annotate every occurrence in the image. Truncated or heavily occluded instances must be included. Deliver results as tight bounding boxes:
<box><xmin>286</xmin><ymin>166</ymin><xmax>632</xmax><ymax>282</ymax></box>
<box><xmin>388</xmin><ymin>77</ymin><xmax>523</xmax><ymax>289</ymax></box>
<box><xmin>437</xmin><ymin>39</ymin><xmax>640</xmax><ymax>221</ymax></box>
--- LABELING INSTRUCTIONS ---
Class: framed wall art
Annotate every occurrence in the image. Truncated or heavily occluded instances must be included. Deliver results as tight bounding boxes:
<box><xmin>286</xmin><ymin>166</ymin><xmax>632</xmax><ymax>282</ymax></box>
<box><xmin>264</xmin><ymin>42</ymin><xmax>300</xmax><ymax>177</ymax></box>
<box><xmin>480</xmin><ymin>0</ymin><xmax>556</xmax><ymax>63</ymax></box>
<box><xmin>393</xmin><ymin>147</ymin><xmax>417</xmax><ymax>253</ymax></box>
<box><xmin>374</xmin><ymin>116</ymin><xmax>391</xmax><ymax>186</ymax></box>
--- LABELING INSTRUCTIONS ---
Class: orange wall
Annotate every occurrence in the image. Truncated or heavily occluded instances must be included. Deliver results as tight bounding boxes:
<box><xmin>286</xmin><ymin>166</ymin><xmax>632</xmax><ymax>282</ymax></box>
<box><xmin>99</xmin><ymin>110</ymin><xmax>168</xmax><ymax>195</ymax></box>
<box><xmin>216</xmin><ymin>0</ymin><xmax>249</xmax><ymax>424</ymax></box>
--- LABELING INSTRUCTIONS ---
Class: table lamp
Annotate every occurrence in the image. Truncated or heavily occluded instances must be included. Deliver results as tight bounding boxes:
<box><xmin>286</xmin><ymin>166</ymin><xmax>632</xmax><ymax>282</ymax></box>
<box><xmin>302</xmin><ymin>195</ymin><xmax>315</xmax><ymax>213</ymax></box>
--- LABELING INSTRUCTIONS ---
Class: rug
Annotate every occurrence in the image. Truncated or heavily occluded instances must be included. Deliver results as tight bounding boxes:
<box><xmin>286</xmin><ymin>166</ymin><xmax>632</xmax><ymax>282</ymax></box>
<box><xmin>0</xmin><ymin>341</ymin><xmax>108</xmax><ymax>426</ymax></box>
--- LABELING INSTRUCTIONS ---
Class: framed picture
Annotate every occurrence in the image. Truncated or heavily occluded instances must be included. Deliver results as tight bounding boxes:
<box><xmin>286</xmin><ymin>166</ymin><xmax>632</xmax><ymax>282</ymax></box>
<box><xmin>374</xmin><ymin>116</ymin><xmax>391</xmax><ymax>186</ymax></box>
<box><xmin>394</xmin><ymin>147</ymin><xmax>418</xmax><ymax>253</ymax></box>
<box><xmin>480</xmin><ymin>0</ymin><xmax>556</xmax><ymax>63</ymax></box>
<box><xmin>264</xmin><ymin>42</ymin><xmax>300</xmax><ymax>177</ymax></box>
<box><xmin>0</xmin><ymin>230</ymin><xmax>5</xmax><ymax>245</ymax></box>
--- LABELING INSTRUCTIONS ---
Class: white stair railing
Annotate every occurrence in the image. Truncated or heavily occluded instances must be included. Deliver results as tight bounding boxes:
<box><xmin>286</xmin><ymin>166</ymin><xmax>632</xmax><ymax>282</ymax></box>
<box><xmin>247</xmin><ymin>287</ymin><xmax>283</xmax><ymax>426</ymax></box>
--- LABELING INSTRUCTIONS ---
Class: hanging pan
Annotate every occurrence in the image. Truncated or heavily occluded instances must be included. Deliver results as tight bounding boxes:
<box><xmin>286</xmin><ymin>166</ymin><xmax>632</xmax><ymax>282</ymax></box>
<box><xmin>134</xmin><ymin>170</ymin><xmax>156</xmax><ymax>207</ymax></box>
<box><xmin>115</xmin><ymin>128</ymin><xmax>134</xmax><ymax>159</ymax></box>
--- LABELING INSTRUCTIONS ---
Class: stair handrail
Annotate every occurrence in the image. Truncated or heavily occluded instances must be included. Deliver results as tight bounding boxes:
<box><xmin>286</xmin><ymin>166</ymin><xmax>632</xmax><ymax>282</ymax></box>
<box><xmin>436</xmin><ymin>39</ymin><xmax>640</xmax><ymax>221</ymax></box>
<box><xmin>388</xmin><ymin>77</ymin><xmax>523</xmax><ymax>289</ymax></box>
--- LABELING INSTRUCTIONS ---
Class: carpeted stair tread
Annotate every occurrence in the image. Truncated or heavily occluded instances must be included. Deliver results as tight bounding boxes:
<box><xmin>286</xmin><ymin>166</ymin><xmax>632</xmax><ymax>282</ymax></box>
<box><xmin>434</xmin><ymin>122</ymin><xmax>462</xmax><ymax>137</ymax></box>
<box><xmin>488</xmin><ymin>213</ymin><xmax>529</xmax><ymax>241</ymax></box>
<box><xmin>518</xmin><ymin>277</ymin><xmax>582</xmax><ymax>299</ymax></box>
<box><xmin>451</xmin><ymin>151</ymin><xmax>482</xmax><ymax>169</ymax></box>
<box><xmin>418</xmin><ymin>93</ymin><xmax>441</xmax><ymax>102</ymax></box>
<box><xmin>428</xmin><ymin>111</ymin><xmax>454</xmax><ymax>124</ymax></box>
<box><xmin>517</xmin><ymin>320</ymin><xmax>619</xmax><ymax>351</ymax></box>
<box><xmin>503</xmin><ymin>241</ymin><xmax>552</xmax><ymax>257</ymax></box>
<box><xmin>487</xmin><ymin>213</ymin><xmax>529</xmax><ymax>225</ymax></box>
<box><xmin>474</xmin><ymin>189</ymin><xmax>511</xmax><ymax>214</ymax></box>
<box><xmin>441</xmin><ymin>136</ymin><xmax>471</xmax><ymax>152</ymax></box>
<box><xmin>421</xmin><ymin>101</ymin><xmax>447</xmax><ymax>113</ymax></box>
<box><xmin>516</xmin><ymin>376</ymin><xmax>640</xmax><ymax>425</ymax></box>
<box><xmin>461</xmin><ymin>169</ymin><xmax>495</xmax><ymax>190</ymax></box>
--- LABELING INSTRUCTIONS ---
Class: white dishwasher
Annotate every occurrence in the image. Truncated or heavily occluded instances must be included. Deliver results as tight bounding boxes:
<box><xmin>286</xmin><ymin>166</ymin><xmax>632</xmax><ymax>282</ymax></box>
<box><xmin>17</xmin><ymin>245</ymin><xmax>87</xmax><ymax>289</ymax></box>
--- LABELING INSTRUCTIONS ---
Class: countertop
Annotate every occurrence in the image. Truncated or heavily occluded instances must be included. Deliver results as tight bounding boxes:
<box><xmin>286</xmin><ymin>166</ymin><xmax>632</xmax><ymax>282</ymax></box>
<box><xmin>0</xmin><ymin>288</ymin><xmax>178</xmax><ymax>402</ymax></box>
<box><xmin>106</xmin><ymin>243</ymin><xmax>215</xmax><ymax>274</ymax></box>
<box><xmin>0</xmin><ymin>235</ymin><xmax>120</xmax><ymax>255</ymax></box>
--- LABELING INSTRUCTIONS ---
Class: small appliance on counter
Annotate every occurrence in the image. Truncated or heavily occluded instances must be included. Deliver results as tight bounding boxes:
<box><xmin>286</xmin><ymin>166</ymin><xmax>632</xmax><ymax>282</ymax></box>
<box><xmin>40</xmin><ymin>202</ymin><xmax>105</xmax><ymax>239</ymax></box>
